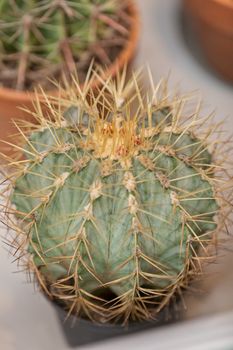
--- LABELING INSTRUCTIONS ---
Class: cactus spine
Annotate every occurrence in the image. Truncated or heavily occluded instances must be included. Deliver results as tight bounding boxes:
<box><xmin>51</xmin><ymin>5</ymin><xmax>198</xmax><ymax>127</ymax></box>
<box><xmin>2</xmin><ymin>70</ymin><xmax>230</xmax><ymax>324</ymax></box>
<box><xmin>0</xmin><ymin>0</ymin><xmax>129</xmax><ymax>90</ymax></box>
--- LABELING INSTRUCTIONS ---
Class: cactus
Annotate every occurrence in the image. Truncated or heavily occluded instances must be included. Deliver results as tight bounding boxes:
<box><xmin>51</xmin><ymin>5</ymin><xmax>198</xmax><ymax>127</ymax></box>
<box><xmin>0</xmin><ymin>0</ymin><xmax>129</xmax><ymax>90</ymax></box>
<box><xmin>2</xmin><ymin>70</ymin><xmax>230</xmax><ymax>324</ymax></box>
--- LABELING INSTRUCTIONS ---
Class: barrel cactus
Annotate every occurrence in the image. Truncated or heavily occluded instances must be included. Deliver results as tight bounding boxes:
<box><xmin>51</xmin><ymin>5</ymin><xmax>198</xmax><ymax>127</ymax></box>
<box><xmin>2</xmin><ymin>71</ymin><xmax>229</xmax><ymax>324</ymax></box>
<box><xmin>0</xmin><ymin>0</ymin><xmax>130</xmax><ymax>90</ymax></box>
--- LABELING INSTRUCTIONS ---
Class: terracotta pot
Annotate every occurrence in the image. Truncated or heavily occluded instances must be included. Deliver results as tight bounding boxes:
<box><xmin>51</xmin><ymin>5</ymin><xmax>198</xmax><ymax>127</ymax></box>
<box><xmin>0</xmin><ymin>1</ymin><xmax>140</xmax><ymax>156</ymax></box>
<box><xmin>183</xmin><ymin>0</ymin><xmax>233</xmax><ymax>82</ymax></box>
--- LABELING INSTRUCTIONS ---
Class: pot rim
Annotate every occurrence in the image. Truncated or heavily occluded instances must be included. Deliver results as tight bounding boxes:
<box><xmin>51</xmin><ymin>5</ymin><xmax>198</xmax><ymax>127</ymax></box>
<box><xmin>213</xmin><ymin>0</ymin><xmax>233</xmax><ymax>9</ymax></box>
<box><xmin>186</xmin><ymin>0</ymin><xmax>233</xmax><ymax>10</ymax></box>
<box><xmin>51</xmin><ymin>296</ymin><xmax>175</xmax><ymax>347</ymax></box>
<box><xmin>51</xmin><ymin>296</ymin><xmax>175</xmax><ymax>330</ymax></box>
<box><xmin>0</xmin><ymin>1</ymin><xmax>140</xmax><ymax>104</ymax></box>
<box><xmin>184</xmin><ymin>0</ymin><xmax>233</xmax><ymax>35</ymax></box>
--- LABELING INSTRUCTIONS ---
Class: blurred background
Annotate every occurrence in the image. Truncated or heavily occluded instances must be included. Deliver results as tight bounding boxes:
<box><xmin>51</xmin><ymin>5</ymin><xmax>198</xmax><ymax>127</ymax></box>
<box><xmin>0</xmin><ymin>1</ymin><xmax>233</xmax><ymax>349</ymax></box>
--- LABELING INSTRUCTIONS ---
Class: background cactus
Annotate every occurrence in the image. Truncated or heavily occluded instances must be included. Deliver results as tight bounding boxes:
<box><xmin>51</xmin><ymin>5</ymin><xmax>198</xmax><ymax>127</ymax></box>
<box><xmin>0</xmin><ymin>0</ymin><xmax>130</xmax><ymax>90</ymax></box>
<box><xmin>2</xmin><ymin>71</ymin><xmax>230</xmax><ymax>324</ymax></box>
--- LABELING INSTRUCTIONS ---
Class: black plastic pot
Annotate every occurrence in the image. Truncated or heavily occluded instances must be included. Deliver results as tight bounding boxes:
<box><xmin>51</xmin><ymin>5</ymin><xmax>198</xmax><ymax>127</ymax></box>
<box><xmin>53</xmin><ymin>301</ymin><xmax>179</xmax><ymax>347</ymax></box>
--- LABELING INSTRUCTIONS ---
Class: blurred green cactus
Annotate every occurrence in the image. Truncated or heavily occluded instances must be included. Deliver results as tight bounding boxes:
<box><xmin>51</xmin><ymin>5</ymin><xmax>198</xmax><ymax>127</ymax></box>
<box><xmin>3</xmin><ymin>71</ymin><xmax>228</xmax><ymax>324</ymax></box>
<box><xmin>0</xmin><ymin>0</ymin><xmax>129</xmax><ymax>90</ymax></box>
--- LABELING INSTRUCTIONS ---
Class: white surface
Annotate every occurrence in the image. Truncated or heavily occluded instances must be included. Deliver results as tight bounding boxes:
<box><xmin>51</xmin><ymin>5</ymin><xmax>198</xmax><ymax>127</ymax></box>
<box><xmin>1</xmin><ymin>0</ymin><xmax>233</xmax><ymax>349</ymax></box>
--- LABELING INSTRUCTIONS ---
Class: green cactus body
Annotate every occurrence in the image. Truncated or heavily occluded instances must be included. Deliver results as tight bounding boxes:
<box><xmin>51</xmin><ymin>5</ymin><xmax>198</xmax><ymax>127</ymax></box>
<box><xmin>0</xmin><ymin>0</ymin><xmax>128</xmax><ymax>90</ymax></box>
<box><xmin>7</xmin><ymin>73</ymin><xmax>221</xmax><ymax>323</ymax></box>
<box><xmin>2</xmin><ymin>66</ymin><xmax>227</xmax><ymax>325</ymax></box>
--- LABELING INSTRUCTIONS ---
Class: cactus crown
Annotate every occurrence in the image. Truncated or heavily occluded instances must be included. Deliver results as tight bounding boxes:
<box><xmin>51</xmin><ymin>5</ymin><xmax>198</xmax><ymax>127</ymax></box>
<box><xmin>1</xmin><ymin>69</ymin><xmax>231</xmax><ymax>324</ymax></box>
<box><xmin>0</xmin><ymin>0</ymin><xmax>129</xmax><ymax>90</ymax></box>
